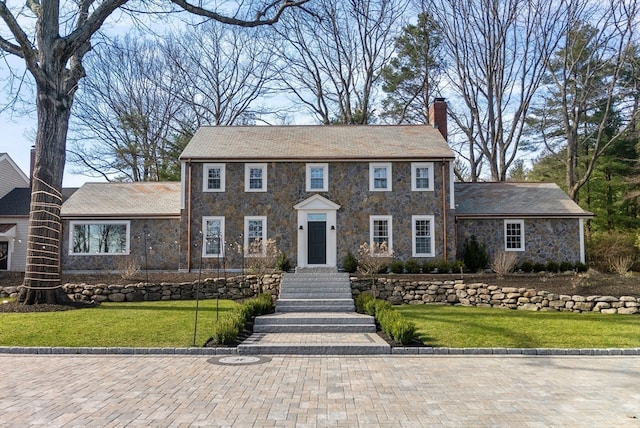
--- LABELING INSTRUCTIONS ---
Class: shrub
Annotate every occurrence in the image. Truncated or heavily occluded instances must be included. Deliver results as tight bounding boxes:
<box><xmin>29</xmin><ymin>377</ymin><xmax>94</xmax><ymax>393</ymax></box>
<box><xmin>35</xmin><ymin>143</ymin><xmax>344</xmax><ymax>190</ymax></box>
<box><xmin>490</xmin><ymin>251</ymin><xmax>517</xmax><ymax>277</ymax></box>
<box><xmin>546</xmin><ymin>261</ymin><xmax>560</xmax><ymax>273</ymax></box>
<box><xmin>422</xmin><ymin>260</ymin><xmax>437</xmax><ymax>273</ymax></box>
<box><xmin>391</xmin><ymin>319</ymin><xmax>417</xmax><ymax>345</ymax></box>
<box><xmin>451</xmin><ymin>260</ymin><xmax>465</xmax><ymax>274</ymax></box>
<box><xmin>559</xmin><ymin>261</ymin><xmax>574</xmax><ymax>272</ymax></box>
<box><xmin>243</xmin><ymin>293</ymin><xmax>274</xmax><ymax>317</ymax></box>
<box><xmin>208</xmin><ymin>315</ymin><xmax>240</xmax><ymax>345</ymax></box>
<box><xmin>363</xmin><ymin>298</ymin><xmax>378</xmax><ymax>316</ymax></box>
<box><xmin>532</xmin><ymin>262</ymin><xmax>546</xmax><ymax>272</ymax></box>
<box><xmin>342</xmin><ymin>251</ymin><xmax>358</xmax><ymax>273</ymax></box>
<box><xmin>575</xmin><ymin>262</ymin><xmax>588</xmax><ymax>273</ymax></box>
<box><xmin>389</xmin><ymin>260</ymin><xmax>405</xmax><ymax>274</ymax></box>
<box><xmin>588</xmin><ymin>230</ymin><xmax>638</xmax><ymax>273</ymax></box>
<box><xmin>519</xmin><ymin>261</ymin><xmax>534</xmax><ymax>273</ymax></box>
<box><xmin>275</xmin><ymin>253</ymin><xmax>292</xmax><ymax>272</ymax></box>
<box><xmin>405</xmin><ymin>259</ymin><xmax>421</xmax><ymax>274</ymax></box>
<box><xmin>462</xmin><ymin>235</ymin><xmax>489</xmax><ymax>272</ymax></box>
<box><xmin>355</xmin><ymin>292</ymin><xmax>374</xmax><ymax>313</ymax></box>
<box><xmin>610</xmin><ymin>256</ymin><xmax>635</xmax><ymax>277</ymax></box>
<box><xmin>437</xmin><ymin>259</ymin><xmax>451</xmax><ymax>273</ymax></box>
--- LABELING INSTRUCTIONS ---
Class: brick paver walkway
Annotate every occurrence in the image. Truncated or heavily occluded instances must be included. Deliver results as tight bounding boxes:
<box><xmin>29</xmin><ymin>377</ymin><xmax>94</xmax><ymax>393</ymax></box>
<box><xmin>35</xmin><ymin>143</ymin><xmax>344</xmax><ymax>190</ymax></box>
<box><xmin>1</xmin><ymin>355</ymin><xmax>638</xmax><ymax>427</ymax></box>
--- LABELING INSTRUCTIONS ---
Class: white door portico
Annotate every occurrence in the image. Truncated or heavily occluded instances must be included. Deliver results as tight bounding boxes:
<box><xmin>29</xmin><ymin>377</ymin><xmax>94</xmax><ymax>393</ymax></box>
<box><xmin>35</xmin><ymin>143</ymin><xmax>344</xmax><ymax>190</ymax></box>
<box><xmin>294</xmin><ymin>195</ymin><xmax>340</xmax><ymax>267</ymax></box>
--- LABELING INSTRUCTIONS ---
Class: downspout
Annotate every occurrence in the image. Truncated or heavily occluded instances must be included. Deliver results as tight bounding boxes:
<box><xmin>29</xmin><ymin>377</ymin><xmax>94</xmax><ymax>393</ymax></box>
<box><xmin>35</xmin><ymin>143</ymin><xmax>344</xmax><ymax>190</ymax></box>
<box><xmin>187</xmin><ymin>161</ymin><xmax>192</xmax><ymax>272</ymax></box>
<box><xmin>441</xmin><ymin>159</ymin><xmax>448</xmax><ymax>261</ymax></box>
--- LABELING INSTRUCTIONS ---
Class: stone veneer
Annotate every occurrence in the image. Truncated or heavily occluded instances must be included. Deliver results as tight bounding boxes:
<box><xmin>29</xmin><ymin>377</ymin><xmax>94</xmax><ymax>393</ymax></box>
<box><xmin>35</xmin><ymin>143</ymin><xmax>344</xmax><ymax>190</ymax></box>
<box><xmin>61</xmin><ymin>218</ymin><xmax>181</xmax><ymax>271</ymax></box>
<box><xmin>456</xmin><ymin>218</ymin><xmax>582</xmax><ymax>264</ymax></box>
<box><xmin>181</xmin><ymin>161</ymin><xmax>456</xmax><ymax>271</ymax></box>
<box><xmin>2</xmin><ymin>275</ymin><xmax>637</xmax><ymax>314</ymax></box>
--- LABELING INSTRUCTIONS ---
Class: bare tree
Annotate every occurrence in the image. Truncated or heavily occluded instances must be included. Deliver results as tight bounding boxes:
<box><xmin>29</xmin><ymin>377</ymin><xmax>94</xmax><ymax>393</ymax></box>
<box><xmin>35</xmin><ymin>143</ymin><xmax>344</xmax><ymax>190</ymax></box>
<box><xmin>274</xmin><ymin>0</ymin><xmax>408</xmax><ymax>124</ymax></box>
<box><xmin>0</xmin><ymin>0</ymin><xmax>309</xmax><ymax>305</ymax></box>
<box><xmin>424</xmin><ymin>0</ymin><xmax>569</xmax><ymax>181</ymax></box>
<box><xmin>164</xmin><ymin>21</ymin><xmax>280</xmax><ymax>127</ymax></box>
<box><xmin>69</xmin><ymin>34</ymin><xmax>190</xmax><ymax>182</ymax></box>
<box><xmin>528</xmin><ymin>0</ymin><xmax>639</xmax><ymax>201</ymax></box>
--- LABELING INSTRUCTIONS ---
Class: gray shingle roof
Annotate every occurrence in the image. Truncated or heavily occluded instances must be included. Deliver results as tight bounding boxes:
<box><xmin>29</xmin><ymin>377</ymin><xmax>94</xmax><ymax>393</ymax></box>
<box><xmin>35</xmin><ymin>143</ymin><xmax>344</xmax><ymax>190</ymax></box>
<box><xmin>61</xmin><ymin>182</ymin><xmax>180</xmax><ymax>217</ymax></box>
<box><xmin>180</xmin><ymin>125</ymin><xmax>454</xmax><ymax>161</ymax></box>
<box><xmin>454</xmin><ymin>182</ymin><xmax>593</xmax><ymax>217</ymax></box>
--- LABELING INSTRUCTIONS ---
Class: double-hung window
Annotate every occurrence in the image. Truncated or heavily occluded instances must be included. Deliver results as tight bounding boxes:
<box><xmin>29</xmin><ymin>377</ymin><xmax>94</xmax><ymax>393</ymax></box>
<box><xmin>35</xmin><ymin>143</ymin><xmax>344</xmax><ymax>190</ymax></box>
<box><xmin>203</xmin><ymin>217</ymin><xmax>224</xmax><ymax>257</ymax></box>
<box><xmin>412</xmin><ymin>215</ymin><xmax>435</xmax><ymax>257</ymax></box>
<box><xmin>504</xmin><ymin>220</ymin><xmax>525</xmax><ymax>251</ymax></box>
<box><xmin>203</xmin><ymin>164</ymin><xmax>225</xmax><ymax>192</ymax></box>
<box><xmin>245</xmin><ymin>163</ymin><xmax>267</xmax><ymax>192</ymax></box>
<box><xmin>306</xmin><ymin>163</ymin><xmax>328</xmax><ymax>192</ymax></box>
<box><xmin>411</xmin><ymin>162</ymin><xmax>434</xmax><ymax>191</ymax></box>
<box><xmin>370</xmin><ymin>215</ymin><xmax>393</xmax><ymax>254</ymax></box>
<box><xmin>69</xmin><ymin>221</ymin><xmax>130</xmax><ymax>255</ymax></box>
<box><xmin>245</xmin><ymin>216</ymin><xmax>267</xmax><ymax>256</ymax></box>
<box><xmin>369</xmin><ymin>163</ymin><xmax>392</xmax><ymax>191</ymax></box>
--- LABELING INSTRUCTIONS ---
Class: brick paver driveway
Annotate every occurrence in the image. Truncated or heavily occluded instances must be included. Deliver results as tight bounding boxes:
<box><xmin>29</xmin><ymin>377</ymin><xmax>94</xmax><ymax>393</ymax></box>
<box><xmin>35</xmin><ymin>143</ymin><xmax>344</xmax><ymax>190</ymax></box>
<box><xmin>1</xmin><ymin>355</ymin><xmax>638</xmax><ymax>427</ymax></box>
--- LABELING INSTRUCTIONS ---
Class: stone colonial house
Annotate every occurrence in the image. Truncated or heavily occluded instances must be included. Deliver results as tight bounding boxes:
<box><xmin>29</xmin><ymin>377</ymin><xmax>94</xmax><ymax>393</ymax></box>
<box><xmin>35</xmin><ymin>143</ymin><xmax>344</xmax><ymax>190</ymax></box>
<box><xmin>2</xmin><ymin>104</ymin><xmax>592</xmax><ymax>273</ymax></box>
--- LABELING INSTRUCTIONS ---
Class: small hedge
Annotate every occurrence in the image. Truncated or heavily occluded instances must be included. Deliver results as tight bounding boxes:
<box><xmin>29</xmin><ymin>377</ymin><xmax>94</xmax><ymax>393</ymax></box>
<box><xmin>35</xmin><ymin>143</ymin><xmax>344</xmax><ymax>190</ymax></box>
<box><xmin>206</xmin><ymin>293</ymin><xmax>274</xmax><ymax>346</ymax></box>
<box><xmin>355</xmin><ymin>292</ymin><xmax>416</xmax><ymax>345</ymax></box>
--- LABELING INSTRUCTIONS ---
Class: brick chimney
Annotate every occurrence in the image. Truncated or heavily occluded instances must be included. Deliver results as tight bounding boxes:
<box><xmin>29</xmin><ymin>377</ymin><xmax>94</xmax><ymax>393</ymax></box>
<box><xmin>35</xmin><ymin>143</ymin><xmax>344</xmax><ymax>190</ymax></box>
<box><xmin>428</xmin><ymin>98</ymin><xmax>448</xmax><ymax>141</ymax></box>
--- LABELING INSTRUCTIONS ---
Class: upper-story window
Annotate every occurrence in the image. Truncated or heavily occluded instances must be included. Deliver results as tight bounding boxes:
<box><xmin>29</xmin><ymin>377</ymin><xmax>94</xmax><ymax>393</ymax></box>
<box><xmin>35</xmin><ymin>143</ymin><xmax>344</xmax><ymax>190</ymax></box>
<box><xmin>245</xmin><ymin>163</ymin><xmax>267</xmax><ymax>192</ymax></box>
<box><xmin>203</xmin><ymin>163</ymin><xmax>225</xmax><ymax>192</ymax></box>
<box><xmin>369</xmin><ymin>163</ymin><xmax>392</xmax><ymax>191</ymax></box>
<box><xmin>306</xmin><ymin>163</ymin><xmax>328</xmax><ymax>192</ymax></box>
<box><xmin>504</xmin><ymin>219</ymin><xmax>525</xmax><ymax>251</ymax></box>
<box><xmin>411</xmin><ymin>162</ymin><xmax>434</xmax><ymax>191</ymax></box>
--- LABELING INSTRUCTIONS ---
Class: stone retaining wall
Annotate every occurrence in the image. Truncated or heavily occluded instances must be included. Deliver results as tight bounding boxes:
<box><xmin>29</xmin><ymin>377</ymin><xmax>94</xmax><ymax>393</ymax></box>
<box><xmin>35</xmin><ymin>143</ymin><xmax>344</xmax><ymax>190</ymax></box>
<box><xmin>0</xmin><ymin>274</ymin><xmax>281</xmax><ymax>303</ymax></box>
<box><xmin>350</xmin><ymin>277</ymin><xmax>639</xmax><ymax>315</ymax></box>
<box><xmin>2</xmin><ymin>275</ymin><xmax>638</xmax><ymax>314</ymax></box>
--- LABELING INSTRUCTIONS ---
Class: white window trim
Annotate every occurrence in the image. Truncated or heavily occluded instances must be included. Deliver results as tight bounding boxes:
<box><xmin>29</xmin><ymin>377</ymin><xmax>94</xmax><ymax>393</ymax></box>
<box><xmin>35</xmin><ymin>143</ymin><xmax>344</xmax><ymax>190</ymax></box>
<box><xmin>369</xmin><ymin>162</ymin><xmax>392</xmax><ymax>191</ymax></box>
<box><xmin>412</xmin><ymin>215</ymin><xmax>435</xmax><ymax>257</ymax></box>
<box><xmin>202</xmin><ymin>163</ymin><xmax>226</xmax><ymax>192</ymax></box>
<box><xmin>202</xmin><ymin>216</ymin><xmax>225</xmax><ymax>258</ymax></box>
<box><xmin>245</xmin><ymin>163</ymin><xmax>267</xmax><ymax>192</ymax></box>
<box><xmin>306</xmin><ymin>163</ymin><xmax>329</xmax><ymax>192</ymax></box>
<box><xmin>411</xmin><ymin>162</ymin><xmax>434</xmax><ymax>191</ymax></box>
<box><xmin>369</xmin><ymin>215</ymin><xmax>393</xmax><ymax>254</ymax></box>
<box><xmin>69</xmin><ymin>220</ymin><xmax>130</xmax><ymax>255</ymax></box>
<box><xmin>504</xmin><ymin>219</ymin><xmax>525</xmax><ymax>252</ymax></box>
<box><xmin>244</xmin><ymin>216</ymin><xmax>267</xmax><ymax>256</ymax></box>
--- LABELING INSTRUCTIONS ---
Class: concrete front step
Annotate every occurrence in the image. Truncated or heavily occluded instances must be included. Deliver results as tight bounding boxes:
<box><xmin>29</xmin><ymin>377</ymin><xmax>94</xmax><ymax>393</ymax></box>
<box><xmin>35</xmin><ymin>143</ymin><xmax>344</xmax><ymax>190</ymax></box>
<box><xmin>279</xmin><ymin>292</ymin><xmax>353</xmax><ymax>299</ymax></box>
<box><xmin>276</xmin><ymin>299</ymin><xmax>355</xmax><ymax>312</ymax></box>
<box><xmin>254</xmin><ymin>312</ymin><xmax>375</xmax><ymax>333</ymax></box>
<box><xmin>237</xmin><ymin>332</ymin><xmax>391</xmax><ymax>355</ymax></box>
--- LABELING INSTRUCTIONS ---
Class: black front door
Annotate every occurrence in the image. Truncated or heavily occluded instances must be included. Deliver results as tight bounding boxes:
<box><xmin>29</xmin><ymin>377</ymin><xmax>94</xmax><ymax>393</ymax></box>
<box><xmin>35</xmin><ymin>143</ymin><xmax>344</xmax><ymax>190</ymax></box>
<box><xmin>308</xmin><ymin>221</ymin><xmax>326</xmax><ymax>264</ymax></box>
<box><xmin>0</xmin><ymin>241</ymin><xmax>8</xmax><ymax>270</ymax></box>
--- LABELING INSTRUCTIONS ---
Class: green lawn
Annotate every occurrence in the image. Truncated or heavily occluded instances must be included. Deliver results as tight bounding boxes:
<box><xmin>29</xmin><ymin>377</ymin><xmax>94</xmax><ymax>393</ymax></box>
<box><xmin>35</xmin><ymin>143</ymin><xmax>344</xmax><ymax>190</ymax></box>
<box><xmin>0</xmin><ymin>300</ymin><xmax>239</xmax><ymax>348</ymax></box>
<box><xmin>398</xmin><ymin>305</ymin><xmax>640</xmax><ymax>348</ymax></box>
<box><xmin>2</xmin><ymin>300</ymin><xmax>639</xmax><ymax>349</ymax></box>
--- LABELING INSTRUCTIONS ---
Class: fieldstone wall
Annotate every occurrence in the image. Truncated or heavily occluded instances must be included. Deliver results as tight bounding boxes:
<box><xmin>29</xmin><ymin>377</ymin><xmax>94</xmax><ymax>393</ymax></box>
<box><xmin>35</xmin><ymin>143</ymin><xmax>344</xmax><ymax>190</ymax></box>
<box><xmin>2</xmin><ymin>275</ymin><xmax>637</xmax><ymax>314</ymax></box>
<box><xmin>350</xmin><ymin>277</ymin><xmax>639</xmax><ymax>314</ymax></box>
<box><xmin>0</xmin><ymin>274</ymin><xmax>281</xmax><ymax>303</ymax></box>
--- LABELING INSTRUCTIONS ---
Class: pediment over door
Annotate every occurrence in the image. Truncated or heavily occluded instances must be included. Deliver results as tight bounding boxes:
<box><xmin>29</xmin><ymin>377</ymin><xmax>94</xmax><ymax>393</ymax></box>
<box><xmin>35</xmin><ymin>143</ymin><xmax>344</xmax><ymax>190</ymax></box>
<box><xmin>293</xmin><ymin>194</ymin><xmax>341</xmax><ymax>211</ymax></box>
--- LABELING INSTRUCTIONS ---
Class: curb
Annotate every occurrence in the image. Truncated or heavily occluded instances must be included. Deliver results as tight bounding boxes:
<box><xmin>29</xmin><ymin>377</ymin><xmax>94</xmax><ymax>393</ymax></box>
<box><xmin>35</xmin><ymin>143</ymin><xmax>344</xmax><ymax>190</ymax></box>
<box><xmin>1</xmin><ymin>346</ymin><xmax>639</xmax><ymax>356</ymax></box>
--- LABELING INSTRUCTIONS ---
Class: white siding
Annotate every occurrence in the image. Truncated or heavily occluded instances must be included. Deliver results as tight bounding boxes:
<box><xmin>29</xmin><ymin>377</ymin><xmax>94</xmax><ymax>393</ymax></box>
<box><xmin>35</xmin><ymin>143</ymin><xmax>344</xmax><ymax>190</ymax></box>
<box><xmin>0</xmin><ymin>218</ymin><xmax>28</xmax><ymax>271</ymax></box>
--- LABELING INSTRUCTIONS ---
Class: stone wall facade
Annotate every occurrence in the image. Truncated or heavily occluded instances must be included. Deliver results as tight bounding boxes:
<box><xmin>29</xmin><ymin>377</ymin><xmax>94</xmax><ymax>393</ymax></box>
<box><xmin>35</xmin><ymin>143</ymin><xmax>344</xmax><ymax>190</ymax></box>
<box><xmin>181</xmin><ymin>160</ymin><xmax>456</xmax><ymax>271</ymax></box>
<box><xmin>61</xmin><ymin>218</ymin><xmax>181</xmax><ymax>271</ymax></box>
<box><xmin>3</xmin><ymin>275</ymin><xmax>636</xmax><ymax>314</ymax></box>
<box><xmin>456</xmin><ymin>218</ymin><xmax>583</xmax><ymax>264</ymax></box>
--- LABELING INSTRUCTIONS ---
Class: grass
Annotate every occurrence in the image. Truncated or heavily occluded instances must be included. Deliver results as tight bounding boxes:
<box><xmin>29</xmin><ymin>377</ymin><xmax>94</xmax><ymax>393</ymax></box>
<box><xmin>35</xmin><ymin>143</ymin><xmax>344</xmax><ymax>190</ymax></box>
<box><xmin>0</xmin><ymin>299</ymin><xmax>239</xmax><ymax>348</ymax></box>
<box><xmin>398</xmin><ymin>305</ymin><xmax>640</xmax><ymax>348</ymax></box>
<box><xmin>2</xmin><ymin>300</ymin><xmax>639</xmax><ymax>349</ymax></box>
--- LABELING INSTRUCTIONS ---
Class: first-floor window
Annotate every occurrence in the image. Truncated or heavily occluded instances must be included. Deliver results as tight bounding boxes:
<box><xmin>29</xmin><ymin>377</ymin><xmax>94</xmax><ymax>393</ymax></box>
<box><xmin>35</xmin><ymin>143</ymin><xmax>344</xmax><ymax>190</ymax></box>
<box><xmin>245</xmin><ymin>216</ymin><xmax>267</xmax><ymax>256</ymax></box>
<box><xmin>505</xmin><ymin>220</ymin><xmax>524</xmax><ymax>251</ymax></box>
<box><xmin>412</xmin><ymin>215</ymin><xmax>435</xmax><ymax>257</ymax></box>
<box><xmin>370</xmin><ymin>215</ymin><xmax>393</xmax><ymax>254</ymax></box>
<box><xmin>70</xmin><ymin>221</ymin><xmax>129</xmax><ymax>255</ymax></box>
<box><xmin>203</xmin><ymin>217</ymin><xmax>225</xmax><ymax>257</ymax></box>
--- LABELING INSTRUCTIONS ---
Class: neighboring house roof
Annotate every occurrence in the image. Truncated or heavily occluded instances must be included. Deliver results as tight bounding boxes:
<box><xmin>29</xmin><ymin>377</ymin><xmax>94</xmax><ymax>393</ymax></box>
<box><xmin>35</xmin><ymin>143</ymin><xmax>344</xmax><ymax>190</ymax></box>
<box><xmin>0</xmin><ymin>153</ymin><xmax>30</xmax><ymax>198</ymax></box>
<box><xmin>180</xmin><ymin>125</ymin><xmax>454</xmax><ymax>161</ymax></box>
<box><xmin>454</xmin><ymin>182</ymin><xmax>593</xmax><ymax>218</ymax></box>
<box><xmin>0</xmin><ymin>187</ymin><xmax>78</xmax><ymax>217</ymax></box>
<box><xmin>61</xmin><ymin>182</ymin><xmax>181</xmax><ymax>218</ymax></box>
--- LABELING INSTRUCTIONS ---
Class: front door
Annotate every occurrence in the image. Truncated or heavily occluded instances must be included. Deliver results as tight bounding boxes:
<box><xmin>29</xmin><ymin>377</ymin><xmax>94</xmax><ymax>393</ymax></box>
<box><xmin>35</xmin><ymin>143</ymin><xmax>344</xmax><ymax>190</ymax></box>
<box><xmin>308</xmin><ymin>221</ymin><xmax>327</xmax><ymax>264</ymax></box>
<box><xmin>0</xmin><ymin>241</ymin><xmax>8</xmax><ymax>270</ymax></box>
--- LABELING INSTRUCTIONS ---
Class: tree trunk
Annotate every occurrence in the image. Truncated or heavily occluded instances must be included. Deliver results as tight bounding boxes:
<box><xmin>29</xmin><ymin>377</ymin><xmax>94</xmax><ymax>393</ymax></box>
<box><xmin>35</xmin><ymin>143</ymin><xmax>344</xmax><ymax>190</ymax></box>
<box><xmin>19</xmin><ymin>84</ymin><xmax>73</xmax><ymax>305</ymax></box>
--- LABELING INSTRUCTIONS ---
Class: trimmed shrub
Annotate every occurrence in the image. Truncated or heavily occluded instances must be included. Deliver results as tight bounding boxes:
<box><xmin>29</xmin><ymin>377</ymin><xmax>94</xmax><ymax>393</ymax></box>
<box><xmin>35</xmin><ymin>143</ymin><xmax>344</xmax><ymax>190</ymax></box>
<box><xmin>546</xmin><ymin>261</ymin><xmax>560</xmax><ymax>273</ymax></box>
<box><xmin>519</xmin><ymin>261</ymin><xmax>534</xmax><ymax>273</ymax></box>
<box><xmin>462</xmin><ymin>235</ymin><xmax>489</xmax><ymax>272</ymax></box>
<box><xmin>208</xmin><ymin>315</ymin><xmax>241</xmax><ymax>345</ymax></box>
<box><xmin>342</xmin><ymin>251</ymin><xmax>358</xmax><ymax>273</ymax></box>
<box><xmin>392</xmin><ymin>319</ymin><xmax>417</xmax><ymax>345</ymax></box>
<box><xmin>355</xmin><ymin>292</ymin><xmax>374</xmax><ymax>313</ymax></box>
<box><xmin>243</xmin><ymin>293</ymin><xmax>275</xmax><ymax>317</ymax></box>
<box><xmin>532</xmin><ymin>262</ymin><xmax>546</xmax><ymax>272</ymax></box>
<box><xmin>451</xmin><ymin>260</ymin><xmax>465</xmax><ymax>274</ymax></box>
<box><xmin>405</xmin><ymin>259</ymin><xmax>421</xmax><ymax>274</ymax></box>
<box><xmin>559</xmin><ymin>261</ymin><xmax>574</xmax><ymax>272</ymax></box>
<box><xmin>422</xmin><ymin>260</ymin><xmax>437</xmax><ymax>273</ymax></box>
<box><xmin>389</xmin><ymin>260</ymin><xmax>404</xmax><ymax>274</ymax></box>
<box><xmin>437</xmin><ymin>259</ymin><xmax>451</xmax><ymax>273</ymax></box>
<box><xmin>575</xmin><ymin>262</ymin><xmax>588</xmax><ymax>273</ymax></box>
